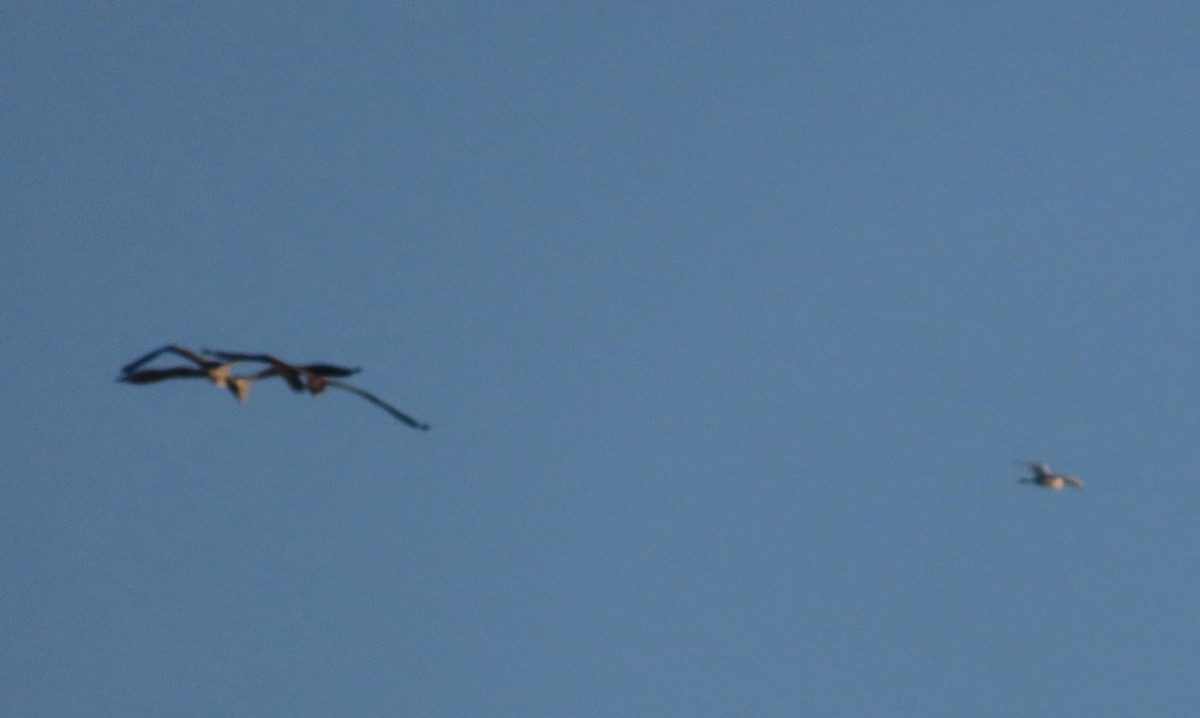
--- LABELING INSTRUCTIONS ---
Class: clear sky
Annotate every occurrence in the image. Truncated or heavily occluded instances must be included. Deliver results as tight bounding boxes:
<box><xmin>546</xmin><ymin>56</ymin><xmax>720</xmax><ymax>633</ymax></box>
<box><xmin>4</xmin><ymin>3</ymin><xmax>1199</xmax><ymax>716</ymax></box>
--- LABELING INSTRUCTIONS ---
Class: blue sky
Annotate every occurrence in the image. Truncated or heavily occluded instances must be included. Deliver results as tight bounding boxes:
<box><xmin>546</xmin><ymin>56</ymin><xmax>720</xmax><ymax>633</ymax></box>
<box><xmin>4</xmin><ymin>3</ymin><xmax>1199</xmax><ymax>715</ymax></box>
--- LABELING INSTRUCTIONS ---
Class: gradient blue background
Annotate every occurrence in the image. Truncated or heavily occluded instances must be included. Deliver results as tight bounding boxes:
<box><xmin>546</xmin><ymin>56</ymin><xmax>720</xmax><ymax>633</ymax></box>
<box><xmin>4</xmin><ymin>3</ymin><xmax>1199</xmax><ymax>715</ymax></box>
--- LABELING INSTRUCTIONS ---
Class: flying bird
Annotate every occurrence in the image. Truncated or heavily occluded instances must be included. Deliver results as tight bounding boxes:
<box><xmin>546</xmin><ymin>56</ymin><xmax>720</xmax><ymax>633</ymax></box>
<box><xmin>202</xmin><ymin>350</ymin><xmax>360</xmax><ymax>395</ymax></box>
<box><xmin>120</xmin><ymin>346</ymin><xmax>364</xmax><ymax>401</ymax></box>
<box><xmin>1019</xmin><ymin>462</ymin><xmax>1084</xmax><ymax>490</ymax></box>
<box><xmin>120</xmin><ymin>344</ymin><xmax>243</xmax><ymax>390</ymax></box>
<box><xmin>205</xmin><ymin>349</ymin><xmax>431</xmax><ymax>431</ymax></box>
<box><xmin>119</xmin><ymin>345</ymin><xmax>428</xmax><ymax>430</ymax></box>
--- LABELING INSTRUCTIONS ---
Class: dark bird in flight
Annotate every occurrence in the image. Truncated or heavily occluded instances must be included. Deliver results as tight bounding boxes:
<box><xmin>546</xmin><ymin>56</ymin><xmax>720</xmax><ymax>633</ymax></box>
<box><xmin>119</xmin><ymin>345</ymin><xmax>429</xmax><ymax>430</ymax></box>
<box><xmin>118</xmin><ymin>344</ymin><xmax>264</xmax><ymax>402</ymax></box>
<box><xmin>211</xmin><ymin>349</ymin><xmax>431</xmax><ymax>431</ymax></box>
<box><xmin>202</xmin><ymin>350</ymin><xmax>359</xmax><ymax>395</ymax></box>
<box><xmin>1019</xmin><ymin>462</ymin><xmax>1084</xmax><ymax>490</ymax></box>
<box><xmin>120</xmin><ymin>345</ymin><xmax>361</xmax><ymax>400</ymax></box>
<box><xmin>120</xmin><ymin>344</ymin><xmax>243</xmax><ymax>391</ymax></box>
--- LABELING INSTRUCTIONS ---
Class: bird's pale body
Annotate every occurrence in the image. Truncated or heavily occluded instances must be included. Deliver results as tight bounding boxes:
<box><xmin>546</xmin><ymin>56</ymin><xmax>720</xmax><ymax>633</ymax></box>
<box><xmin>1020</xmin><ymin>462</ymin><xmax>1084</xmax><ymax>490</ymax></box>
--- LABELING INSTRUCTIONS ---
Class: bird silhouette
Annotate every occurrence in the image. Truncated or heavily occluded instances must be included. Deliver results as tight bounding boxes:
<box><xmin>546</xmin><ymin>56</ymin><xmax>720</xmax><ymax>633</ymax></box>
<box><xmin>1019</xmin><ymin>462</ymin><xmax>1084</xmax><ymax>490</ymax></box>
<box><xmin>201</xmin><ymin>350</ymin><xmax>360</xmax><ymax>394</ymax></box>
<box><xmin>205</xmin><ymin>350</ymin><xmax>430</xmax><ymax>430</ymax></box>
<box><xmin>122</xmin><ymin>365</ymin><xmax>269</xmax><ymax>403</ymax></box>
<box><xmin>119</xmin><ymin>345</ymin><xmax>428</xmax><ymax>430</ymax></box>
<box><xmin>119</xmin><ymin>344</ymin><xmax>242</xmax><ymax>390</ymax></box>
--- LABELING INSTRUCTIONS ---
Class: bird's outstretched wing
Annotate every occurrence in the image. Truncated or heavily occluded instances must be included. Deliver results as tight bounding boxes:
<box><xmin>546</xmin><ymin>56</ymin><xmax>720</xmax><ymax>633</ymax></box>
<box><xmin>1061</xmin><ymin>475</ymin><xmax>1085</xmax><ymax>489</ymax></box>
<box><xmin>121</xmin><ymin>345</ymin><xmax>216</xmax><ymax>374</ymax></box>
<box><xmin>204</xmin><ymin>350</ymin><xmax>359</xmax><ymax>376</ymax></box>
<box><xmin>296</xmin><ymin>363</ymin><xmax>361</xmax><ymax>377</ymax></box>
<box><xmin>118</xmin><ymin>366</ymin><xmax>206</xmax><ymax>384</ymax></box>
<box><xmin>204</xmin><ymin>350</ymin><xmax>290</xmax><ymax>366</ymax></box>
<box><xmin>325</xmin><ymin>379</ymin><xmax>430</xmax><ymax>430</ymax></box>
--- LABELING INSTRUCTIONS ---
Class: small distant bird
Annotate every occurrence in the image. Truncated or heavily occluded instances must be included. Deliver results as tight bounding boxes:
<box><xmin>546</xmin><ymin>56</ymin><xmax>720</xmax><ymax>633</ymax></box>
<box><xmin>207</xmin><ymin>349</ymin><xmax>431</xmax><ymax>431</ymax></box>
<box><xmin>1019</xmin><ymin>462</ymin><xmax>1084</xmax><ymax>490</ymax></box>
